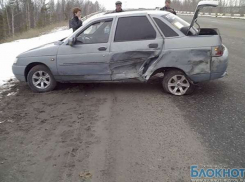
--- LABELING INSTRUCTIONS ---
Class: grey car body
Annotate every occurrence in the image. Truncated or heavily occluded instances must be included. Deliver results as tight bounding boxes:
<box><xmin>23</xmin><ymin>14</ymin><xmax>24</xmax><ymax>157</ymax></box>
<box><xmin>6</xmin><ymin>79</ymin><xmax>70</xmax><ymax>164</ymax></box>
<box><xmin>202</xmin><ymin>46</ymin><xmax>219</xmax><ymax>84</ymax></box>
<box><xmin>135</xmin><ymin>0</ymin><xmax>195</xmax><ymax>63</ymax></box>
<box><xmin>12</xmin><ymin>2</ymin><xmax>228</xmax><ymax>95</ymax></box>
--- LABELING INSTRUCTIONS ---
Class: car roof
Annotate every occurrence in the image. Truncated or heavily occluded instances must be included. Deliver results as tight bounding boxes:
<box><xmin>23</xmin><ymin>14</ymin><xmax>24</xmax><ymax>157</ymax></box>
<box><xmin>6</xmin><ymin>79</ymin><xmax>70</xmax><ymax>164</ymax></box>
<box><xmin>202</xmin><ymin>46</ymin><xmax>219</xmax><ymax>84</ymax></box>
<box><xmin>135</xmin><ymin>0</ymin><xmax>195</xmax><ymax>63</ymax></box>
<box><xmin>84</xmin><ymin>10</ymin><xmax>170</xmax><ymax>22</ymax></box>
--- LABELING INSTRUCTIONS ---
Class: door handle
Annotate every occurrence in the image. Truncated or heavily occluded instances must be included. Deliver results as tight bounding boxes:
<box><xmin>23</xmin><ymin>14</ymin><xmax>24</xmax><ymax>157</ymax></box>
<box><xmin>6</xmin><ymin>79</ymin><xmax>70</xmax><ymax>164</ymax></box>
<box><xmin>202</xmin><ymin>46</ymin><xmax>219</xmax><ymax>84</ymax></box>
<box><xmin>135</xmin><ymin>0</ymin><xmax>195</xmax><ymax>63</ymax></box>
<box><xmin>148</xmin><ymin>43</ymin><xmax>158</xmax><ymax>48</ymax></box>
<box><xmin>98</xmin><ymin>47</ymin><xmax>107</xmax><ymax>51</ymax></box>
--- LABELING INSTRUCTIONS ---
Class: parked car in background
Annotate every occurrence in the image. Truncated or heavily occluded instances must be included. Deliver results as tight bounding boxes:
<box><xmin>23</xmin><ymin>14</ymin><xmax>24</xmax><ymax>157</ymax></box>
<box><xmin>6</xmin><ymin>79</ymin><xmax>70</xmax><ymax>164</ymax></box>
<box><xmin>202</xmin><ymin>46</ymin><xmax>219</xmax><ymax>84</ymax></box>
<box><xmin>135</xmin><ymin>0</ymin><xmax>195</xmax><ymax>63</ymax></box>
<box><xmin>12</xmin><ymin>1</ymin><xmax>228</xmax><ymax>95</ymax></box>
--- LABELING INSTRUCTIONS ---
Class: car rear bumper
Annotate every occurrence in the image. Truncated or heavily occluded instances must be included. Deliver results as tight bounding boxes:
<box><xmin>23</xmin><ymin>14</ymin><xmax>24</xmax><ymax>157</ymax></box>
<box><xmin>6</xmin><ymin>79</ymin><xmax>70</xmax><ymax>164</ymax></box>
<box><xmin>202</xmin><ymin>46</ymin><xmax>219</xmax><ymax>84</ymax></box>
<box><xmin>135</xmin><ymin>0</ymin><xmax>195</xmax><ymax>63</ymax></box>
<box><xmin>188</xmin><ymin>45</ymin><xmax>228</xmax><ymax>83</ymax></box>
<box><xmin>12</xmin><ymin>64</ymin><xmax>26</xmax><ymax>82</ymax></box>
<box><xmin>210</xmin><ymin>45</ymin><xmax>229</xmax><ymax>80</ymax></box>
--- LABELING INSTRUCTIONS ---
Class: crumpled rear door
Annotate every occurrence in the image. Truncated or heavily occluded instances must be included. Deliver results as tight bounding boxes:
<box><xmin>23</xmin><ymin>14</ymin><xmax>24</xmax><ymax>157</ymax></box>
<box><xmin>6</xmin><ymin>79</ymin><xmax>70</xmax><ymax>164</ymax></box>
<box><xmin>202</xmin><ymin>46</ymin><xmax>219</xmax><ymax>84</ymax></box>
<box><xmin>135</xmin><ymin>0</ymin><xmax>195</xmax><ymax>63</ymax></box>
<box><xmin>109</xmin><ymin>15</ymin><xmax>164</xmax><ymax>81</ymax></box>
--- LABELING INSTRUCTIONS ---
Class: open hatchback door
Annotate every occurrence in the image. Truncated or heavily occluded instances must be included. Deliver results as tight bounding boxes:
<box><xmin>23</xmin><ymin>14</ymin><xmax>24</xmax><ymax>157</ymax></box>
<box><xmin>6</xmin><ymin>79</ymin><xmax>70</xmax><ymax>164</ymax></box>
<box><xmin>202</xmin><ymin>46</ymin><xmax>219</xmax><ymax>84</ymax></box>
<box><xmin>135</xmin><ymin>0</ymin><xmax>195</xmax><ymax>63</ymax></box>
<box><xmin>188</xmin><ymin>1</ymin><xmax>219</xmax><ymax>34</ymax></box>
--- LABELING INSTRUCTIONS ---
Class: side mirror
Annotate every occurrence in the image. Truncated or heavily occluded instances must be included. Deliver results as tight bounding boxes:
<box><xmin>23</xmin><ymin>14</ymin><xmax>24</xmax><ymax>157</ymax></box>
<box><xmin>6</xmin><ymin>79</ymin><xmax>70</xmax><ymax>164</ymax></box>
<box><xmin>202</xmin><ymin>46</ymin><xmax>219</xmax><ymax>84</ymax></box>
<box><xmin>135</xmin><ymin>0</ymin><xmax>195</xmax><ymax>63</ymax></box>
<box><xmin>68</xmin><ymin>37</ymin><xmax>75</xmax><ymax>46</ymax></box>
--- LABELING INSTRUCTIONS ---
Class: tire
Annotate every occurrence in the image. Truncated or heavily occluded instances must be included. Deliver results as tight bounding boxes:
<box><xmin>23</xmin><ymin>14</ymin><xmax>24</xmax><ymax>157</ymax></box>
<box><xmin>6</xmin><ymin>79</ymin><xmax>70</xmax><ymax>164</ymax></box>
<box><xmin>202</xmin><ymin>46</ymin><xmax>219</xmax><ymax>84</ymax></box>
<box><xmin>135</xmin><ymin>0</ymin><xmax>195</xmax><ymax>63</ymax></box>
<box><xmin>162</xmin><ymin>70</ymin><xmax>194</xmax><ymax>96</ymax></box>
<box><xmin>27</xmin><ymin>65</ymin><xmax>57</xmax><ymax>93</ymax></box>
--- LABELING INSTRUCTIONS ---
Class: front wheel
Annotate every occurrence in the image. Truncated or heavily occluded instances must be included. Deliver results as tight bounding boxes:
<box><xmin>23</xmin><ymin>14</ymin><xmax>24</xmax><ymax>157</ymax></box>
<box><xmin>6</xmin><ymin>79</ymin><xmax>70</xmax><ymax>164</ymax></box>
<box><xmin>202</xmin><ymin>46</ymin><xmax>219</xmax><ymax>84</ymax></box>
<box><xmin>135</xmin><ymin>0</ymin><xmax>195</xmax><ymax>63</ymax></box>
<box><xmin>162</xmin><ymin>70</ymin><xmax>194</xmax><ymax>96</ymax></box>
<box><xmin>27</xmin><ymin>65</ymin><xmax>57</xmax><ymax>93</ymax></box>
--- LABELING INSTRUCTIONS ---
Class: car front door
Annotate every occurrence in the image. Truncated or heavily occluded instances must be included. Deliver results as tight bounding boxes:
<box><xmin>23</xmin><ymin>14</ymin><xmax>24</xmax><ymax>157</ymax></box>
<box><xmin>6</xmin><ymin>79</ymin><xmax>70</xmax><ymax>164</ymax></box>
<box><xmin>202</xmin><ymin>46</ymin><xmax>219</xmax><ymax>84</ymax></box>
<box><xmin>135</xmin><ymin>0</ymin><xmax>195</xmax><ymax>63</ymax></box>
<box><xmin>109</xmin><ymin>15</ymin><xmax>164</xmax><ymax>81</ymax></box>
<box><xmin>57</xmin><ymin>18</ymin><xmax>113</xmax><ymax>81</ymax></box>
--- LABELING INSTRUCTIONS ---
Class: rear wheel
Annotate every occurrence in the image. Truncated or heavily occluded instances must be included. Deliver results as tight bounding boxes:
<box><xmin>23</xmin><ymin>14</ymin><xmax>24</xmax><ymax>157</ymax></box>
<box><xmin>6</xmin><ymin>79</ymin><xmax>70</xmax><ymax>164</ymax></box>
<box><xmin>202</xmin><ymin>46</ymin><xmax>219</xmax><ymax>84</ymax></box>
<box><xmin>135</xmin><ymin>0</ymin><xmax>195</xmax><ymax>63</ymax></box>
<box><xmin>162</xmin><ymin>70</ymin><xmax>194</xmax><ymax>96</ymax></box>
<box><xmin>27</xmin><ymin>65</ymin><xmax>57</xmax><ymax>93</ymax></box>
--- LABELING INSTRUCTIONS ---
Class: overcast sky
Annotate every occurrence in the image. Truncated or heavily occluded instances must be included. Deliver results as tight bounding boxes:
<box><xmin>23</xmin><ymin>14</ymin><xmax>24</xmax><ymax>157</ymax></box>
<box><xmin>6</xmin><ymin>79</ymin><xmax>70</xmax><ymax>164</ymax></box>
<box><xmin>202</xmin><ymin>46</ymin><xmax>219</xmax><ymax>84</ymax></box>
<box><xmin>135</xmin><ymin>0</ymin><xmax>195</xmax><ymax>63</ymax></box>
<box><xmin>94</xmin><ymin>0</ymin><xmax>166</xmax><ymax>10</ymax></box>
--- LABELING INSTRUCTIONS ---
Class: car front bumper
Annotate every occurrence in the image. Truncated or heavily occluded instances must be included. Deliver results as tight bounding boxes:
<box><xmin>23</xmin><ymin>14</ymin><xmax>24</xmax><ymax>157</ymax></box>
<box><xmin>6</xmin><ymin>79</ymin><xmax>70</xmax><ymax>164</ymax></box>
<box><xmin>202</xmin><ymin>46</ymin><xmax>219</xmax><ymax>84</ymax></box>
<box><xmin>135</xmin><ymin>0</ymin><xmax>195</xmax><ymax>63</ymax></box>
<box><xmin>12</xmin><ymin>64</ymin><xmax>26</xmax><ymax>82</ymax></box>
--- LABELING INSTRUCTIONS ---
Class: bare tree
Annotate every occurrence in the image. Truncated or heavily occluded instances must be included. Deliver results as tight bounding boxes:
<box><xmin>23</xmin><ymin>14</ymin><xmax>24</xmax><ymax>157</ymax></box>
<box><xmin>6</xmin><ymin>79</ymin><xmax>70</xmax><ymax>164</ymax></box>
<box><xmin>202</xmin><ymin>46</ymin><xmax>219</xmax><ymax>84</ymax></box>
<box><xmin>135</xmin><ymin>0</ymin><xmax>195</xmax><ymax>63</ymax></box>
<box><xmin>0</xmin><ymin>0</ymin><xmax>105</xmax><ymax>41</ymax></box>
<box><xmin>9</xmin><ymin>0</ymin><xmax>16</xmax><ymax>37</ymax></box>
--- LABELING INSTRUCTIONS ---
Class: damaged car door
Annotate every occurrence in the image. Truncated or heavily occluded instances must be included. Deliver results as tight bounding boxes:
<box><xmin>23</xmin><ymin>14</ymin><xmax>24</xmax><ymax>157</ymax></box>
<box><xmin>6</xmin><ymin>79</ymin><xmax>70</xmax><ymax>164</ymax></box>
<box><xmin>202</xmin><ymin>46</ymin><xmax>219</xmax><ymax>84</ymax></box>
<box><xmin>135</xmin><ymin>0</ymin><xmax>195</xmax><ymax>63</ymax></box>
<box><xmin>57</xmin><ymin>18</ymin><xmax>113</xmax><ymax>81</ymax></box>
<box><xmin>110</xmin><ymin>15</ymin><xmax>164</xmax><ymax>81</ymax></box>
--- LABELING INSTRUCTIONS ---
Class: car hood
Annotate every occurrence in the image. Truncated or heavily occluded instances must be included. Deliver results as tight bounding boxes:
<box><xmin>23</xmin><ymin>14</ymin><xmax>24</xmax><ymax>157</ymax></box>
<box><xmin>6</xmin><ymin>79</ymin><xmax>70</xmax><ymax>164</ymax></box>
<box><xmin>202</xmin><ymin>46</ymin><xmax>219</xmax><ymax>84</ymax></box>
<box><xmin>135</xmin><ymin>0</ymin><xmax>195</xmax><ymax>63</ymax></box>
<box><xmin>17</xmin><ymin>41</ymin><xmax>62</xmax><ymax>58</ymax></box>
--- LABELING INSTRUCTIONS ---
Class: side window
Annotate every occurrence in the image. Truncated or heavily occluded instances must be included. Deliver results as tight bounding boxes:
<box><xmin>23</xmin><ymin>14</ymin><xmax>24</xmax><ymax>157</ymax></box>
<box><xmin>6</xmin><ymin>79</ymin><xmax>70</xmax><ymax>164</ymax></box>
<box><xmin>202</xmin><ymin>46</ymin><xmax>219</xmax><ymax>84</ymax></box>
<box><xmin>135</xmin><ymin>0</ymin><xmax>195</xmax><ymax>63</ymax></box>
<box><xmin>114</xmin><ymin>16</ymin><xmax>156</xmax><ymax>42</ymax></box>
<box><xmin>77</xmin><ymin>20</ymin><xmax>112</xmax><ymax>44</ymax></box>
<box><xmin>153</xmin><ymin>17</ymin><xmax>178</xmax><ymax>37</ymax></box>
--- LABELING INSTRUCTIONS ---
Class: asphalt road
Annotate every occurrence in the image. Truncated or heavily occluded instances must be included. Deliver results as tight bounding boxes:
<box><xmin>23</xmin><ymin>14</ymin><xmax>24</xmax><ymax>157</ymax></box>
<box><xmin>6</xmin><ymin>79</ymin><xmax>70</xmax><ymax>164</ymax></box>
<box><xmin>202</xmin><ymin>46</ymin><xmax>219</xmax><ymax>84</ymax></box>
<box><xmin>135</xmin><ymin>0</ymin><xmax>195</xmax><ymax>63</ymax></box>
<box><xmin>0</xmin><ymin>16</ymin><xmax>245</xmax><ymax>182</ymax></box>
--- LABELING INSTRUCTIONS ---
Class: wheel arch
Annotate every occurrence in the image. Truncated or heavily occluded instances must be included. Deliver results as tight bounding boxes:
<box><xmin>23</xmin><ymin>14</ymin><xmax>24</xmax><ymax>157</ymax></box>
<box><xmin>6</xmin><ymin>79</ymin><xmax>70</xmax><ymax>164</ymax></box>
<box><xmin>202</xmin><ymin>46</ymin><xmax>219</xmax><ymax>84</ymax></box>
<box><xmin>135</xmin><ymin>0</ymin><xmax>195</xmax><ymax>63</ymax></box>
<box><xmin>149</xmin><ymin>67</ymin><xmax>187</xmax><ymax>78</ymax></box>
<box><xmin>24</xmin><ymin>62</ymin><xmax>49</xmax><ymax>82</ymax></box>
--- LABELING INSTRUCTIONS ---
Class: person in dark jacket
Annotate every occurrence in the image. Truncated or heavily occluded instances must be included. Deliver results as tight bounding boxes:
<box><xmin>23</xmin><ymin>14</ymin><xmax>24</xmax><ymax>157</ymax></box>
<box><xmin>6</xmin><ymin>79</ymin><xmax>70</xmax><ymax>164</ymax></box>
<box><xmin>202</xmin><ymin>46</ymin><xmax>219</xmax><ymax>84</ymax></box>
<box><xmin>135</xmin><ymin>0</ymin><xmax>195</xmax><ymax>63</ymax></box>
<box><xmin>160</xmin><ymin>0</ymin><xmax>176</xmax><ymax>15</ymax></box>
<box><xmin>112</xmin><ymin>1</ymin><xmax>124</xmax><ymax>13</ymax></box>
<box><xmin>69</xmin><ymin>7</ymin><xmax>83</xmax><ymax>32</ymax></box>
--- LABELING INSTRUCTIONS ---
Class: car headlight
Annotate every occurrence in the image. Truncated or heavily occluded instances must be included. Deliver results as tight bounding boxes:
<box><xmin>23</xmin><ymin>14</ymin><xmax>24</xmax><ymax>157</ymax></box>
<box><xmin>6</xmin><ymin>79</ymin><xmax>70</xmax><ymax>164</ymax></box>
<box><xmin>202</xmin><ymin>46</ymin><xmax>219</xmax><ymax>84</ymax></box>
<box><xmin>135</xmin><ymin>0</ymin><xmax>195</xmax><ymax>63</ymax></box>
<box><xmin>13</xmin><ymin>58</ymin><xmax>18</xmax><ymax>64</ymax></box>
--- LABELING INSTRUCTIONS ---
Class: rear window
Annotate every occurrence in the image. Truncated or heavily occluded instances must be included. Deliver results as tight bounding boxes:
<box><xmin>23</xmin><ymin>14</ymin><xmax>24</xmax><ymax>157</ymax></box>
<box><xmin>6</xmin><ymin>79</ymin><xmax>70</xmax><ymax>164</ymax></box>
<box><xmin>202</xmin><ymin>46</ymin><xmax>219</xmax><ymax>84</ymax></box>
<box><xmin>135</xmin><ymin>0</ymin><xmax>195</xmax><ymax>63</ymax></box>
<box><xmin>162</xmin><ymin>13</ymin><xmax>189</xmax><ymax>30</ymax></box>
<box><xmin>162</xmin><ymin>13</ymin><xmax>197</xmax><ymax>35</ymax></box>
<box><xmin>153</xmin><ymin>17</ymin><xmax>178</xmax><ymax>37</ymax></box>
<box><xmin>114</xmin><ymin>16</ymin><xmax>156</xmax><ymax>42</ymax></box>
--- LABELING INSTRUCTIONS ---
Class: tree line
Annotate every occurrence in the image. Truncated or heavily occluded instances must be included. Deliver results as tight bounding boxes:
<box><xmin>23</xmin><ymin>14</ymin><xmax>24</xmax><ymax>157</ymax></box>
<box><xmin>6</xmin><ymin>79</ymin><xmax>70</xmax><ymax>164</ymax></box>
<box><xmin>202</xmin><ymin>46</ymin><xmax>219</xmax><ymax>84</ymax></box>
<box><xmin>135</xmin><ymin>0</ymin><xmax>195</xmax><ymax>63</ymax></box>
<box><xmin>1</xmin><ymin>0</ymin><xmax>244</xmax><ymax>42</ymax></box>
<box><xmin>171</xmin><ymin>0</ymin><xmax>245</xmax><ymax>14</ymax></box>
<box><xmin>0</xmin><ymin>0</ymin><xmax>105</xmax><ymax>41</ymax></box>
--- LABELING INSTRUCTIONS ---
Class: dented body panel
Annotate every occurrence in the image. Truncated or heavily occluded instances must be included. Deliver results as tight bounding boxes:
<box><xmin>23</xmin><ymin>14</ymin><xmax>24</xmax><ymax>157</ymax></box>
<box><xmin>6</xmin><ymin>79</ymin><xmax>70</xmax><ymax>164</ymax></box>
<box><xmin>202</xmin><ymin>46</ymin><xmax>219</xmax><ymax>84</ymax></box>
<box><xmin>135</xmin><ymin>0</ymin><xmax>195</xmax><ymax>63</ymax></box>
<box><xmin>110</xmin><ymin>51</ymin><xmax>159</xmax><ymax>80</ymax></box>
<box><xmin>143</xmin><ymin>35</ymin><xmax>224</xmax><ymax>82</ymax></box>
<box><xmin>145</xmin><ymin>48</ymin><xmax>212</xmax><ymax>82</ymax></box>
<box><xmin>13</xmin><ymin>10</ymin><xmax>228</xmax><ymax>85</ymax></box>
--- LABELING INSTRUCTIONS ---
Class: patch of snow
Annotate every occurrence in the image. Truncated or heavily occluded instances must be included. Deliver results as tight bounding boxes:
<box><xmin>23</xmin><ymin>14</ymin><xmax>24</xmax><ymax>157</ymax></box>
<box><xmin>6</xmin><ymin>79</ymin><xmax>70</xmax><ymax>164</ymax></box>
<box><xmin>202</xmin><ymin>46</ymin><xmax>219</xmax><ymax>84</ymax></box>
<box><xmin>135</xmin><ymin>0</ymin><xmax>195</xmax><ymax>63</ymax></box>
<box><xmin>49</xmin><ymin>26</ymin><xmax>69</xmax><ymax>33</ymax></box>
<box><xmin>0</xmin><ymin>27</ymin><xmax>73</xmax><ymax>87</ymax></box>
<box><xmin>7</xmin><ymin>92</ymin><xmax>17</xmax><ymax>97</ymax></box>
<box><xmin>0</xmin><ymin>81</ymin><xmax>15</xmax><ymax>94</ymax></box>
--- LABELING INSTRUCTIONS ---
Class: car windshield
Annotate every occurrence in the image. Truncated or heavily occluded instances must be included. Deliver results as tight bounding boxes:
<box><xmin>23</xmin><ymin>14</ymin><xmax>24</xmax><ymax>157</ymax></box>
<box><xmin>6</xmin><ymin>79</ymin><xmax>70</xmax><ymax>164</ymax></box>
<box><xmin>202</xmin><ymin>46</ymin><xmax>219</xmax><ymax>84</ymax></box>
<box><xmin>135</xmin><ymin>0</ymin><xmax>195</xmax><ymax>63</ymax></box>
<box><xmin>162</xmin><ymin>13</ymin><xmax>198</xmax><ymax>35</ymax></box>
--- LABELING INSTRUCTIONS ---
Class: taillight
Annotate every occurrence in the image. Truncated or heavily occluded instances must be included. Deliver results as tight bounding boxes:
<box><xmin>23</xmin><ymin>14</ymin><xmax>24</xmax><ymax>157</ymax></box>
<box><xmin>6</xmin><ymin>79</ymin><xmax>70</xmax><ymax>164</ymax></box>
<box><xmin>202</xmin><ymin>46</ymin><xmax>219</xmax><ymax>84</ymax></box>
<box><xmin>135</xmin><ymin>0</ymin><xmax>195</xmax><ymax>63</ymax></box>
<box><xmin>212</xmin><ymin>45</ymin><xmax>224</xmax><ymax>57</ymax></box>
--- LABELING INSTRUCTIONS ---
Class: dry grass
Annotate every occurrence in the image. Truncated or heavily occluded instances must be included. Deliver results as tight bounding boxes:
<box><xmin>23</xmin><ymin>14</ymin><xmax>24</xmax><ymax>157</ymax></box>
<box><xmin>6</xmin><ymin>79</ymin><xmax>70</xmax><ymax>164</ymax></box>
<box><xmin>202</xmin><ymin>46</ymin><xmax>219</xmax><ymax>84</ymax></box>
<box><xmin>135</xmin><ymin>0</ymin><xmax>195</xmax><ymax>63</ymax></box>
<box><xmin>1</xmin><ymin>21</ymin><xmax>68</xmax><ymax>44</ymax></box>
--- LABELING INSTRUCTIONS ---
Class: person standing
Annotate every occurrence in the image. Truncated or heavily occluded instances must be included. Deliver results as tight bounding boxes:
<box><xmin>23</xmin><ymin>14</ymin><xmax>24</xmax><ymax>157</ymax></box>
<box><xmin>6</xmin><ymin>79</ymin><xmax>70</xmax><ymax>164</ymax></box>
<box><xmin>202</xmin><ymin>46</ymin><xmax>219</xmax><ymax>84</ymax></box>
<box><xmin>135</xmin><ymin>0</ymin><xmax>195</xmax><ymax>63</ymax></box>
<box><xmin>69</xmin><ymin>7</ymin><xmax>83</xmax><ymax>32</ymax></box>
<box><xmin>160</xmin><ymin>0</ymin><xmax>177</xmax><ymax>15</ymax></box>
<box><xmin>112</xmin><ymin>1</ymin><xmax>124</xmax><ymax>13</ymax></box>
